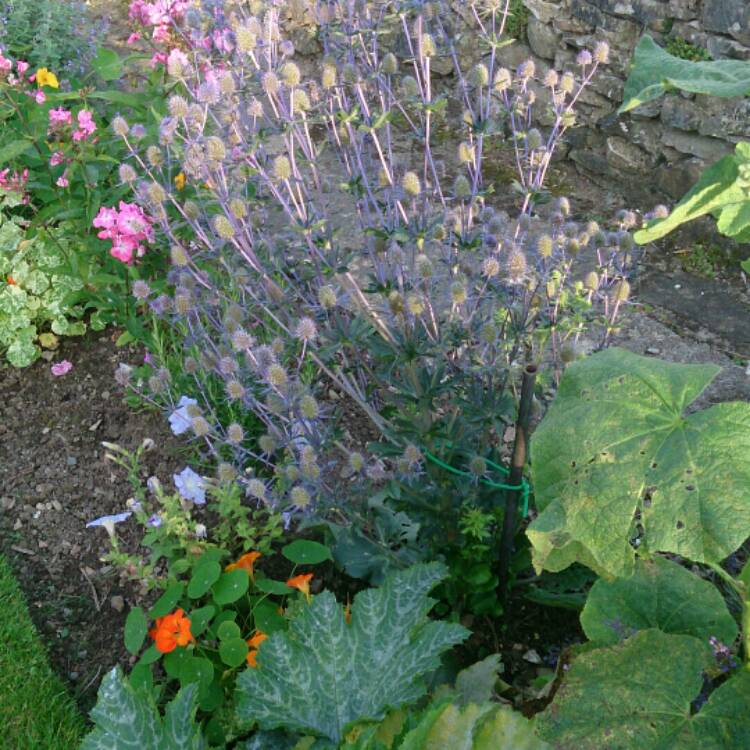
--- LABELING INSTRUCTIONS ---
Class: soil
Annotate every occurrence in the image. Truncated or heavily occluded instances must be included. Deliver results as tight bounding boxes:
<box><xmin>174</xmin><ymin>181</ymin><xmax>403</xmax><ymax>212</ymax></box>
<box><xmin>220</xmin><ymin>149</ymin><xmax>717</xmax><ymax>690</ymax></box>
<box><xmin>0</xmin><ymin>329</ymin><xmax>183</xmax><ymax>712</ymax></box>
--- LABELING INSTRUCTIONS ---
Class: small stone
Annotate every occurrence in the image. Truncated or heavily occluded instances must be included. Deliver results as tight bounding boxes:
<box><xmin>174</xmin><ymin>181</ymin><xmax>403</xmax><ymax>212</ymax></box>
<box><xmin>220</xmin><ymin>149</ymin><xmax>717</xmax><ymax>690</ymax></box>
<box><xmin>67</xmin><ymin>456</ymin><xmax>77</xmax><ymax>467</ymax></box>
<box><xmin>52</xmin><ymin>500</ymin><xmax>63</xmax><ymax>512</ymax></box>
<box><xmin>645</xmin><ymin>347</ymin><xmax>661</xmax><ymax>355</ymax></box>
<box><xmin>523</xmin><ymin>649</ymin><xmax>543</xmax><ymax>664</ymax></box>
<box><xmin>89</xmin><ymin>419</ymin><xmax>102</xmax><ymax>432</ymax></box>
<box><xmin>110</xmin><ymin>595</ymin><xmax>125</xmax><ymax>612</ymax></box>
<box><xmin>101</xmin><ymin>390</ymin><xmax>110</xmax><ymax>400</ymax></box>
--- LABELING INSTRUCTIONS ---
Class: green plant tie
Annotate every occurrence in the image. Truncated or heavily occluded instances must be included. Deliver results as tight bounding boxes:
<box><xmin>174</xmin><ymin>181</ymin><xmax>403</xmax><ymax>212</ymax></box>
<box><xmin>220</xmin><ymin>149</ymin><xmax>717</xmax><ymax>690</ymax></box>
<box><xmin>422</xmin><ymin>443</ymin><xmax>530</xmax><ymax>518</ymax></box>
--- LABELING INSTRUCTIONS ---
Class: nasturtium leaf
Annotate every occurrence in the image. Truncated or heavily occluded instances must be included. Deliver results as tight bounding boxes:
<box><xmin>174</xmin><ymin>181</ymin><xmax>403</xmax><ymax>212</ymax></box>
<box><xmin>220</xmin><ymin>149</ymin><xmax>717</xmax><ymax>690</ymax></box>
<box><xmin>80</xmin><ymin>667</ymin><xmax>207</xmax><ymax>749</ymax></box>
<box><xmin>235</xmin><ymin>563</ymin><xmax>468</xmax><ymax>744</ymax></box>
<box><xmin>282</xmin><ymin>539</ymin><xmax>333</xmax><ymax>565</ymax></box>
<box><xmin>216</xmin><ymin>620</ymin><xmax>241</xmax><ymax>641</ymax></box>
<box><xmin>150</xmin><ymin>583</ymin><xmax>185</xmax><ymax>619</ymax></box>
<box><xmin>164</xmin><ymin>648</ymin><xmax>191</xmax><ymax>680</ymax></box>
<box><xmin>527</xmin><ymin>348</ymin><xmax>750</xmax><ymax>578</ymax></box>
<box><xmin>581</xmin><ymin>556</ymin><xmax>737</xmax><ymax>646</ymax></box>
<box><xmin>620</xmin><ymin>36</ymin><xmax>750</xmax><ymax>113</ymax></box>
<box><xmin>137</xmin><ymin>644</ymin><xmax>161</xmax><ymax>667</ymax></box>
<box><xmin>219</xmin><ymin>637</ymin><xmax>249</xmax><ymax>668</ymax></box>
<box><xmin>129</xmin><ymin>662</ymin><xmax>154</xmax><ymax>696</ymax></box>
<box><xmin>180</xmin><ymin>656</ymin><xmax>214</xmax><ymax>697</ymax></box>
<box><xmin>536</xmin><ymin>629</ymin><xmax>750</xmax><ymax>749</ymax></box>
<box><xmin>187</xmin><ymin>559</ymin><xmax>221</xmax><ymax>599</ymax></box>
<box><xmin>213</xmin><ymin>569</ymin><xmax>249</xmax><ymax>605</ymax></box>
<box><xmin>188</xmin><ymin>605</ymin><xmax>215</xmax><ymax>638</ymax></box>
<box><xmin>253</xmin><ymin>598</ymin><xmax>287</xmax><ymax>634</ymax></box>
<box><xmin>255</xmin><ymin>577</ymin><xmax>294</xmax><ymax>595</ymax></box>
<box><xmin>124</xmin><ymin>606</ymin><xmax>148</xmax><ymax>655</ymax></box>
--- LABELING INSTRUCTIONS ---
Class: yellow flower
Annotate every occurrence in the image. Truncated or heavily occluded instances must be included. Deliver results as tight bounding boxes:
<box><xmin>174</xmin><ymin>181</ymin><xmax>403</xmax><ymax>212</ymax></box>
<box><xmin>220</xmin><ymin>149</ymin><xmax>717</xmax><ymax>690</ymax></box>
<box><xmin>174</xmin><ymin>172</ymin><xmax>186</xmax><ymax>190</ymax></box>
<box><xmin>36</xmin><ymin>68</ymin><xmax>59</xmax><ymax>89</ymax></box>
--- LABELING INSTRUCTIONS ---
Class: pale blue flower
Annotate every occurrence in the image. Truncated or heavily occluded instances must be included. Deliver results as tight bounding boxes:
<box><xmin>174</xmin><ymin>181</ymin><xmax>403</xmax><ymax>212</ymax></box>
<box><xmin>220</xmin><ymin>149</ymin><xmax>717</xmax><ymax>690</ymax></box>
<box><xmin>147</xmin><ymin>514</ymin><xmax>163</xmax><ymax>528</ymax></box>
<box><xmin>86</xmin><ymin>511</ymin><xmax>132</xmax><ymax>537</ymax></box>
<box><xmin>174</xmin><ymin>466</ymin><xmax>206</xmax><ymax>505</ymax></box>
<box><xmin>169</xmin><ymin>396</ymin><xmax>197</xmax><ymax>435</ymax></box>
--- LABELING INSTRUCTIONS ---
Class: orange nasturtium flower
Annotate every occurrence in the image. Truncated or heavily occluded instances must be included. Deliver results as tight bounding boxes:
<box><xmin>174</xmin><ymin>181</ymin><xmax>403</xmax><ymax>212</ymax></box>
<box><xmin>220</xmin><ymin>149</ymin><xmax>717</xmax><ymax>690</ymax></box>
<box><xmin>286</xmin><ymin>573</ymin><xmax>314</xmax><ymax>603</ymax></box>
<box><xmin>149</xmin><ymin>608</ymin><xmax>194</xmax><ymax>654</ymax></box>
<box><xmin>6</xmin><ymin>275</ymin><xmax>16</xmax><ymax>285</ymax></box>
<box><xmin>246</xmin><ymin>630</ymin><xmax>268</xmax><ymax>668</ymax></box>
<box><xmin>36</xmin><ymin>68</ymin><xmax>59</xmax><ymax>89</ymax></box>
<box><xmin>225</xmin><ymin>551</ymin><xmax>261</xmax><ymax>578</ymax></box>
<box><xmin>174</xmin><ymin>172</ymin><xmax>186</xmax><ymax>190</ymax></box>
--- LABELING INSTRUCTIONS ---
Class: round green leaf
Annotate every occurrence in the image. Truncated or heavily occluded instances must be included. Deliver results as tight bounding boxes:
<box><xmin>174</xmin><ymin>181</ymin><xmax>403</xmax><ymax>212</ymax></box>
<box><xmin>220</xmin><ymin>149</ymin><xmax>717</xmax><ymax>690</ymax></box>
<box><xmin>188</xmin><ymin>559</ymin><xmax>222</xmax><ymax>599</ymax></box>
<box><xmin>124</xmin><ymin>606</ymin><xmax>148</xmax><ymax>655</ymax></box>
<box><xmin>213</xmin><ymin>569</ymin><xmax>249</xmax><ymax>605</ymax></box>
<box><xmin>581</xmin><ymin>556</ymin><xmax>738</xmax><ymax>647</ymax></box>
<box><xmin>528</xmin><ymin>348</ymin><xmax>750</xmax><ymax>577</ymax></box>
<box><xmin>217</xmin><ymin>620</ymin><xmax>241</xmax><ymax>641</ymax></box>
<box><xmin>163</xmin><ymin>647</ymin><xmax>191</xmax><ymax>679</ymax></box>
<box><xmin>92</xmin><ymin>47</ymin><xmax>123</xmax><ymax>81</ymax></box>
<box><xmin>282</xmin><ymin>540</ymin><xmax>332</xmax><ymax>565</ymax></box>
<box><xmin>129</xmin><ymin>663</ymin><xmax>153</xmax><ymax>696</ymax></box>
<box><xmin>219</xmin><ymin>637</ymin><xmax>249</xmax><ymax>668</ymax></box>
<box><xmin>255</xmin><ymin>577</ymin><xmax>294</xmax><ymax>596</ymax></box>
<box><xmin>253</xmin><ymin>599</ymin><xmax>287</xmax><ymax>634</ymax></box>
<box><xmin>189</xmin><ymin>605</ymin><xmax>216</xmax><ymax>638</ymax></box>
<box><xmin>136</xmin><ymin>644</ymin><xmax>161</xmax><ymax>666</ymax></box>
<box><xmin>150</xmin><ymin>582</ymin><xmax>184</xmax><ymax>619</ymax></box>
<box><xmin>180</xmin><ymin>656</ymin><xmax>214</xmax><ymax>697</ymax></box>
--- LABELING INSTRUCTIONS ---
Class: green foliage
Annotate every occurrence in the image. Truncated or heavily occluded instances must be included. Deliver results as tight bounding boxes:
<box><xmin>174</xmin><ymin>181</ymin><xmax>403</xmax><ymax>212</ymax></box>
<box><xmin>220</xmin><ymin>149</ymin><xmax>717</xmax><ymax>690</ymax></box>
<box><xmin>81</xmin><ymin>668</ymin><xmax>208</xmax><ymax>750</ymax></box>
<box><xmin>664</xmin><ymin>36</ymin><xmax>711</xmax><ymax>62</ymax></box>
<box><xmin>504</xmin><ymin>0</ymin><xmax>529</xmax><ymax>40</ymax></box>
<box><xmin>527</xmin><ymin>348</ymin><xmax>750</xmax><ymax>577</ymax></box>
<box><xmin>635</xmin><ymin>143</ymin><xmax>750</xmax><ymax>244</ymax></box>
<box><xmin>0</xmin><ymin>0</ymin><xmax>100</xmax><ymax>73</ymax></box>
<box><xmin>620</xmin><ymin>36</ymin><xmax>750</xmax><ymax>113</ymax></box>
<box><xmin>236</xmin><ymin>563</ymin><xmax>469</xmax><ymax>744</ymax></box>
<box><xmin>0</xmin><ymin>195</ymin><xmax>86</xmax><ymax>366</ymax></box>
<box><xmin>536</xmin><ymin>629</ymin><xmax>750</xmax><ymax>749</ymax></box>
<box><xmin>0</xmin><ymin>554</ymin><xmax>85</xmax><ymax>748</ymax></box>
<box><xmin>580</xmin><ymin>556</ymin><xmax>737</xmax><ymax>646</ymax></box>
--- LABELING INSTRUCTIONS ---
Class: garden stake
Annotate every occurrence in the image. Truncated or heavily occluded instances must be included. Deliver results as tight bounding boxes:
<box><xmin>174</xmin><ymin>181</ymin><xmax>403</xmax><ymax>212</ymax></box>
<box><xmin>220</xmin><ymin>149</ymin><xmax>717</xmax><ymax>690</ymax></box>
<box><xmin>498</xmin><ymin>363</ymin><xmax>538</xmax><ymax>599</ymax></box>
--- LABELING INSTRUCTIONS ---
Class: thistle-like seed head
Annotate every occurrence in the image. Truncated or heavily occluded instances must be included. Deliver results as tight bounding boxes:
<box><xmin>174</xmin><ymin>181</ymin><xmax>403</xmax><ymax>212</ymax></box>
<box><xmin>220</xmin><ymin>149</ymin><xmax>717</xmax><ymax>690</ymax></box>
<box><xmin>214</xmin><ymin>215</ymin><xmax>235</xmax><ymax>239</ymax></box>
<box><xmin>290</xmin><ymin>486</ymin><xmax>311</xmax><ymax>508</ymax></box>
<box><xmin>613</xmin><ymin>279</ymin><xmax>631</xmax><ymax>302</ymax></box>
<box><xmin>192</xmin><ymin>416</ymin><xmax>211</xmax><ymax>436</ymax></box>
<box><xmin>382</xmin><ymin>52</ymin><xmax>398</xmax><ymax>74</ymax></box>
<box><xmin>248</xmin><ymin>478</ymin><xmax>266</xmax><ymax>499</ymax></box>
<box><xmin>469</xmin><ymin>456</ymin><xmax>487</xmax><ymax>476</ymax></box>
<box><xmin>280</xmin><ymin>62</ymin><xmax>301</xmax><ymax>87</ymax></box>
<box><xmin>318</xmin><ymin>284</ymin><xmax>337</xmax><ymax>309</ymax></box>
<box><xmin>227</xmin><ymin>422</ymin><xmax>244</xmax><ymax>444</ymax></box>
<box><xmin>402</xmin><ymin>171</ymin><xmax>421</xmax><ymax>197</ymax></box>
<box><xmin>300</xmin><ymin>394</ymin><xmax>319</xmax><ymax>419</ymax></box>
<box><xmin>267</xmin><ymin>364</ymin><xmax>288</xmax><ymax>388</ymax></box>
<box><xmin>112</xmin><ymin>116</ymin><xmax>129</xmax><ymax>137</ymax></box>
<box><xmin>458</xmin><ymin>142</ymin><xmax>475</xmax><ymax>165</ymax></box>
<box><xmin>168</xmin><ymin>95</ymin><xmax>189</xmax><ymax>118</ymax></box>
<box><xmin>273</xmin><ymin>154</ymin><xmax>292</xmax><ymax>181</ymax></box>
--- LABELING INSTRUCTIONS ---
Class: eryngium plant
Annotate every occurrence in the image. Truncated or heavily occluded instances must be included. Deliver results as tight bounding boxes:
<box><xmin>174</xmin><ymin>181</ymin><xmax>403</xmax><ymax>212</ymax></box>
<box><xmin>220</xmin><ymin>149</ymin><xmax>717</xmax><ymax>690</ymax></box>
<box><xmin>114</xmin><ymin>0</ymin><xmax>638</xmax><ymax>550</ymax></box>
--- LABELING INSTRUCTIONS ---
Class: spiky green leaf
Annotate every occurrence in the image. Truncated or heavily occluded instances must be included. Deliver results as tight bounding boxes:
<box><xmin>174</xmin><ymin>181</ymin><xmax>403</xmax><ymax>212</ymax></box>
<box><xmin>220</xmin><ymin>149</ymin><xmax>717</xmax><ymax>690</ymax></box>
<box><xmin>235</xmin><ymin>563</ymin><xmax>468</xmax><ymax>743</ymax></box>
<box><xmin>527</xmin><ymin>348</ymin><xmax>750</xmax><ymax>577</ymax></box>
<box><xmin>80</xmin><ymin>667</ymin><xmax>207</xmax><ymax>749</ymax></box>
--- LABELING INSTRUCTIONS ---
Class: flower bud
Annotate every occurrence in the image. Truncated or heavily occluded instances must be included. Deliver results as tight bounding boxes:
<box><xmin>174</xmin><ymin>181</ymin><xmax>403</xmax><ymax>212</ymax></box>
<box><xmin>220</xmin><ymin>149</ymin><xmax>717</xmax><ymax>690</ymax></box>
<box><xmin>402</xmin><ymin>171</ymin><xmax>421</xmax><ymax>197</ymax></box>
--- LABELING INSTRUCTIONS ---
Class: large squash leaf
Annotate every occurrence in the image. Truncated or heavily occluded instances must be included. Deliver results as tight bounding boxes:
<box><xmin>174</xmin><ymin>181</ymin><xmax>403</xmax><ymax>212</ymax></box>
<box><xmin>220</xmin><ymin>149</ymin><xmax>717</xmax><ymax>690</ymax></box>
<box><xmin>80</xmin><ymin>667</ymin><xmax>207</xmax><ymax>749</ymax></box>
<box><xmin>620</xmin><ymin>36</ymin><xmax>750</xmax><ymax>113</ymax></box>
<box><xmin>580</xmin><ymin>556</ymin><xmax>737</xmax><ymax>646</ymax></box>
<box><xmin>235</xmin><ymin>563</ymin><xmax>468</xmax><ymax>744</ymax></box>
<box><xmin>527</xmin><ymin>348</ymin><xmax>750</xmax><ymax>578</ymax></box>
<box><xmin>536</xmin><ymin>629</ymin><xmax>750</xmax><ymax>749</ymax></box>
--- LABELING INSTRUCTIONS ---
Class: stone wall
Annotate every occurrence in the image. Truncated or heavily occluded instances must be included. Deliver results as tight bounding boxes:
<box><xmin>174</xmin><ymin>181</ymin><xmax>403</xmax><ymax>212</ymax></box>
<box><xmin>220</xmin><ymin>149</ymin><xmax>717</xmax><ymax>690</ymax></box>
<box><xmin>518</xmin><ymin>0</ymin><xmax>750</xmax><ymax>204</ymax></box>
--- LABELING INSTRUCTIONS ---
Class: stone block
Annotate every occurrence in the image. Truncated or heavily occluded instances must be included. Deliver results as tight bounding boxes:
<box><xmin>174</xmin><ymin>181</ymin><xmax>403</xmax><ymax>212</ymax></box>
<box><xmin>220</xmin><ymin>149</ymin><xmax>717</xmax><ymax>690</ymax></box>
<box><xmin>662</xmin><ymin>128</ymin><xmax>734</xmax><ymax>161</ymax></box>
<box><xmin>703</xmin><ymin>0</ymin><xmax>750</xmax><ymax>45</ymax></box>
<box><xmin>606</xmin><ymin>135</ymin><xmax>655</xmax><ymax>172</ymax></box>
<box><xmin>655</xmin><ymin>157</ymin><xmax>706</xmax><ymax>199</ymax></box>
<box><xmin>523</xmin><ymin>0</ymin><xmax>566</xmax><ymax>25</ymax></box>
<box><xmin>527</xmin><ymin>17</ymin><xmax>562</xmax><ymax>59</ymax></box>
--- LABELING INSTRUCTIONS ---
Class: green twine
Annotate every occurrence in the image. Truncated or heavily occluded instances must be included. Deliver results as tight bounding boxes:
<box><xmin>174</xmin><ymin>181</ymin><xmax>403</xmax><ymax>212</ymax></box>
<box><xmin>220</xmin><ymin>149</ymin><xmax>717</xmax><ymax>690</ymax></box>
<box><xmin>423</xmin><ymin>443</ymin><xmax>530</xmax><ymax>518</ymax></box>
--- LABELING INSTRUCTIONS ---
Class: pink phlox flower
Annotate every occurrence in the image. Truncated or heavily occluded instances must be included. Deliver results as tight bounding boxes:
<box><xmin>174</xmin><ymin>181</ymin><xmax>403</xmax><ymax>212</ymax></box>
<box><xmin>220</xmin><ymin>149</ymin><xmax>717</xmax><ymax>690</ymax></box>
<box><xmin>34</xmin><ymin>90</ymin><xmax>46</xmax><ymax>104</ymax></box>
<box><xmin>51</xmin><ymin>360</ymin><xmax>73</xmax><ymax>376</ymax></box>
<box><xmin>93</xmin><ymin>202</ymin><xmax>153</xmax><ymax>265</ymax></box>
<box><xmin>16</xmin><ymin>60</ymin><xmax>29</xmax><ymax>75</ymax></box>
<box><xmin>48</xmin><ymin>107</ymin><xmax>73</xmax><ymax>133</ymax></box>
<box><xmin>127</xmin><ymin>32</ymin><xmax>141</xmax><ymax>45</ymax></box>
<box><xmin>49</xmin><ymin>151</ymin><xmax>65</xmax><ymax>167</ymax></box>
<box><xmin>56</xmin><ymin>171</ymin><xmax>69</xmax><ymax>188</ymax></box>
<box><xmin>72</xmin><ymin>109</ymin><xmax>96</xmax><ymax>141</ymax></box>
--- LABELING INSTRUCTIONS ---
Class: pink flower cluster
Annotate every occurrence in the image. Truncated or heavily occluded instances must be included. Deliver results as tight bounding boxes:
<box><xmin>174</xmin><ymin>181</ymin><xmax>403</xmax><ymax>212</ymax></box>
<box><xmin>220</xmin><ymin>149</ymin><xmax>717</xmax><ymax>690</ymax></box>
<box><xmin>48</xmin><ymin>107</ymin><xmax>96</xmax><ymax>142</ymax></box>
<box><xmin>0</xmin><ymin>167</ymin><xmax>29</xmax><ymax>196</ymax></box>
<box><xmin>128</xmin><ymin>0</ymin><xmax>188</xmax><ymax>43</ymax></box>
<box><xmin>0</xmin><ymin>52</ymin><xmax>45</xmax><ymax>101</ymax></box>
<box><xmin>93</xmin><ymin>202</ymin><xmax>154</xmax><ymax>265</ymax></box>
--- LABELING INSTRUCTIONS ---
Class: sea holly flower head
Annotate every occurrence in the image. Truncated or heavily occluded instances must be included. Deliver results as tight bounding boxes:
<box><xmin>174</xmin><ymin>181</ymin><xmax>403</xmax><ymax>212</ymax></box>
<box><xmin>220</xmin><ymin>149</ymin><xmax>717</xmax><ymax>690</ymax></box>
<box><xmin>174</xmin><ymin>466</ymin><xmax>206</xmax><ymax>504</ymax></box>
<box><xmin>149</xmin><ymin>607</ymin><xmax>193</xmax><ymax>653</ymax></box>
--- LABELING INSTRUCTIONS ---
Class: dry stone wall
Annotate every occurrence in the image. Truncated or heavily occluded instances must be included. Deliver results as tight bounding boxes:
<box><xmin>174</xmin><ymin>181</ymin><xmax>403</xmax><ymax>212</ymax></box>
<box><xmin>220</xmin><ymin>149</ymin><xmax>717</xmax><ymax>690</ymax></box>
<box><xmin>518</xmin><ymin>0</ymin><xmax>750</xmax><ymax>203</ymax></box>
